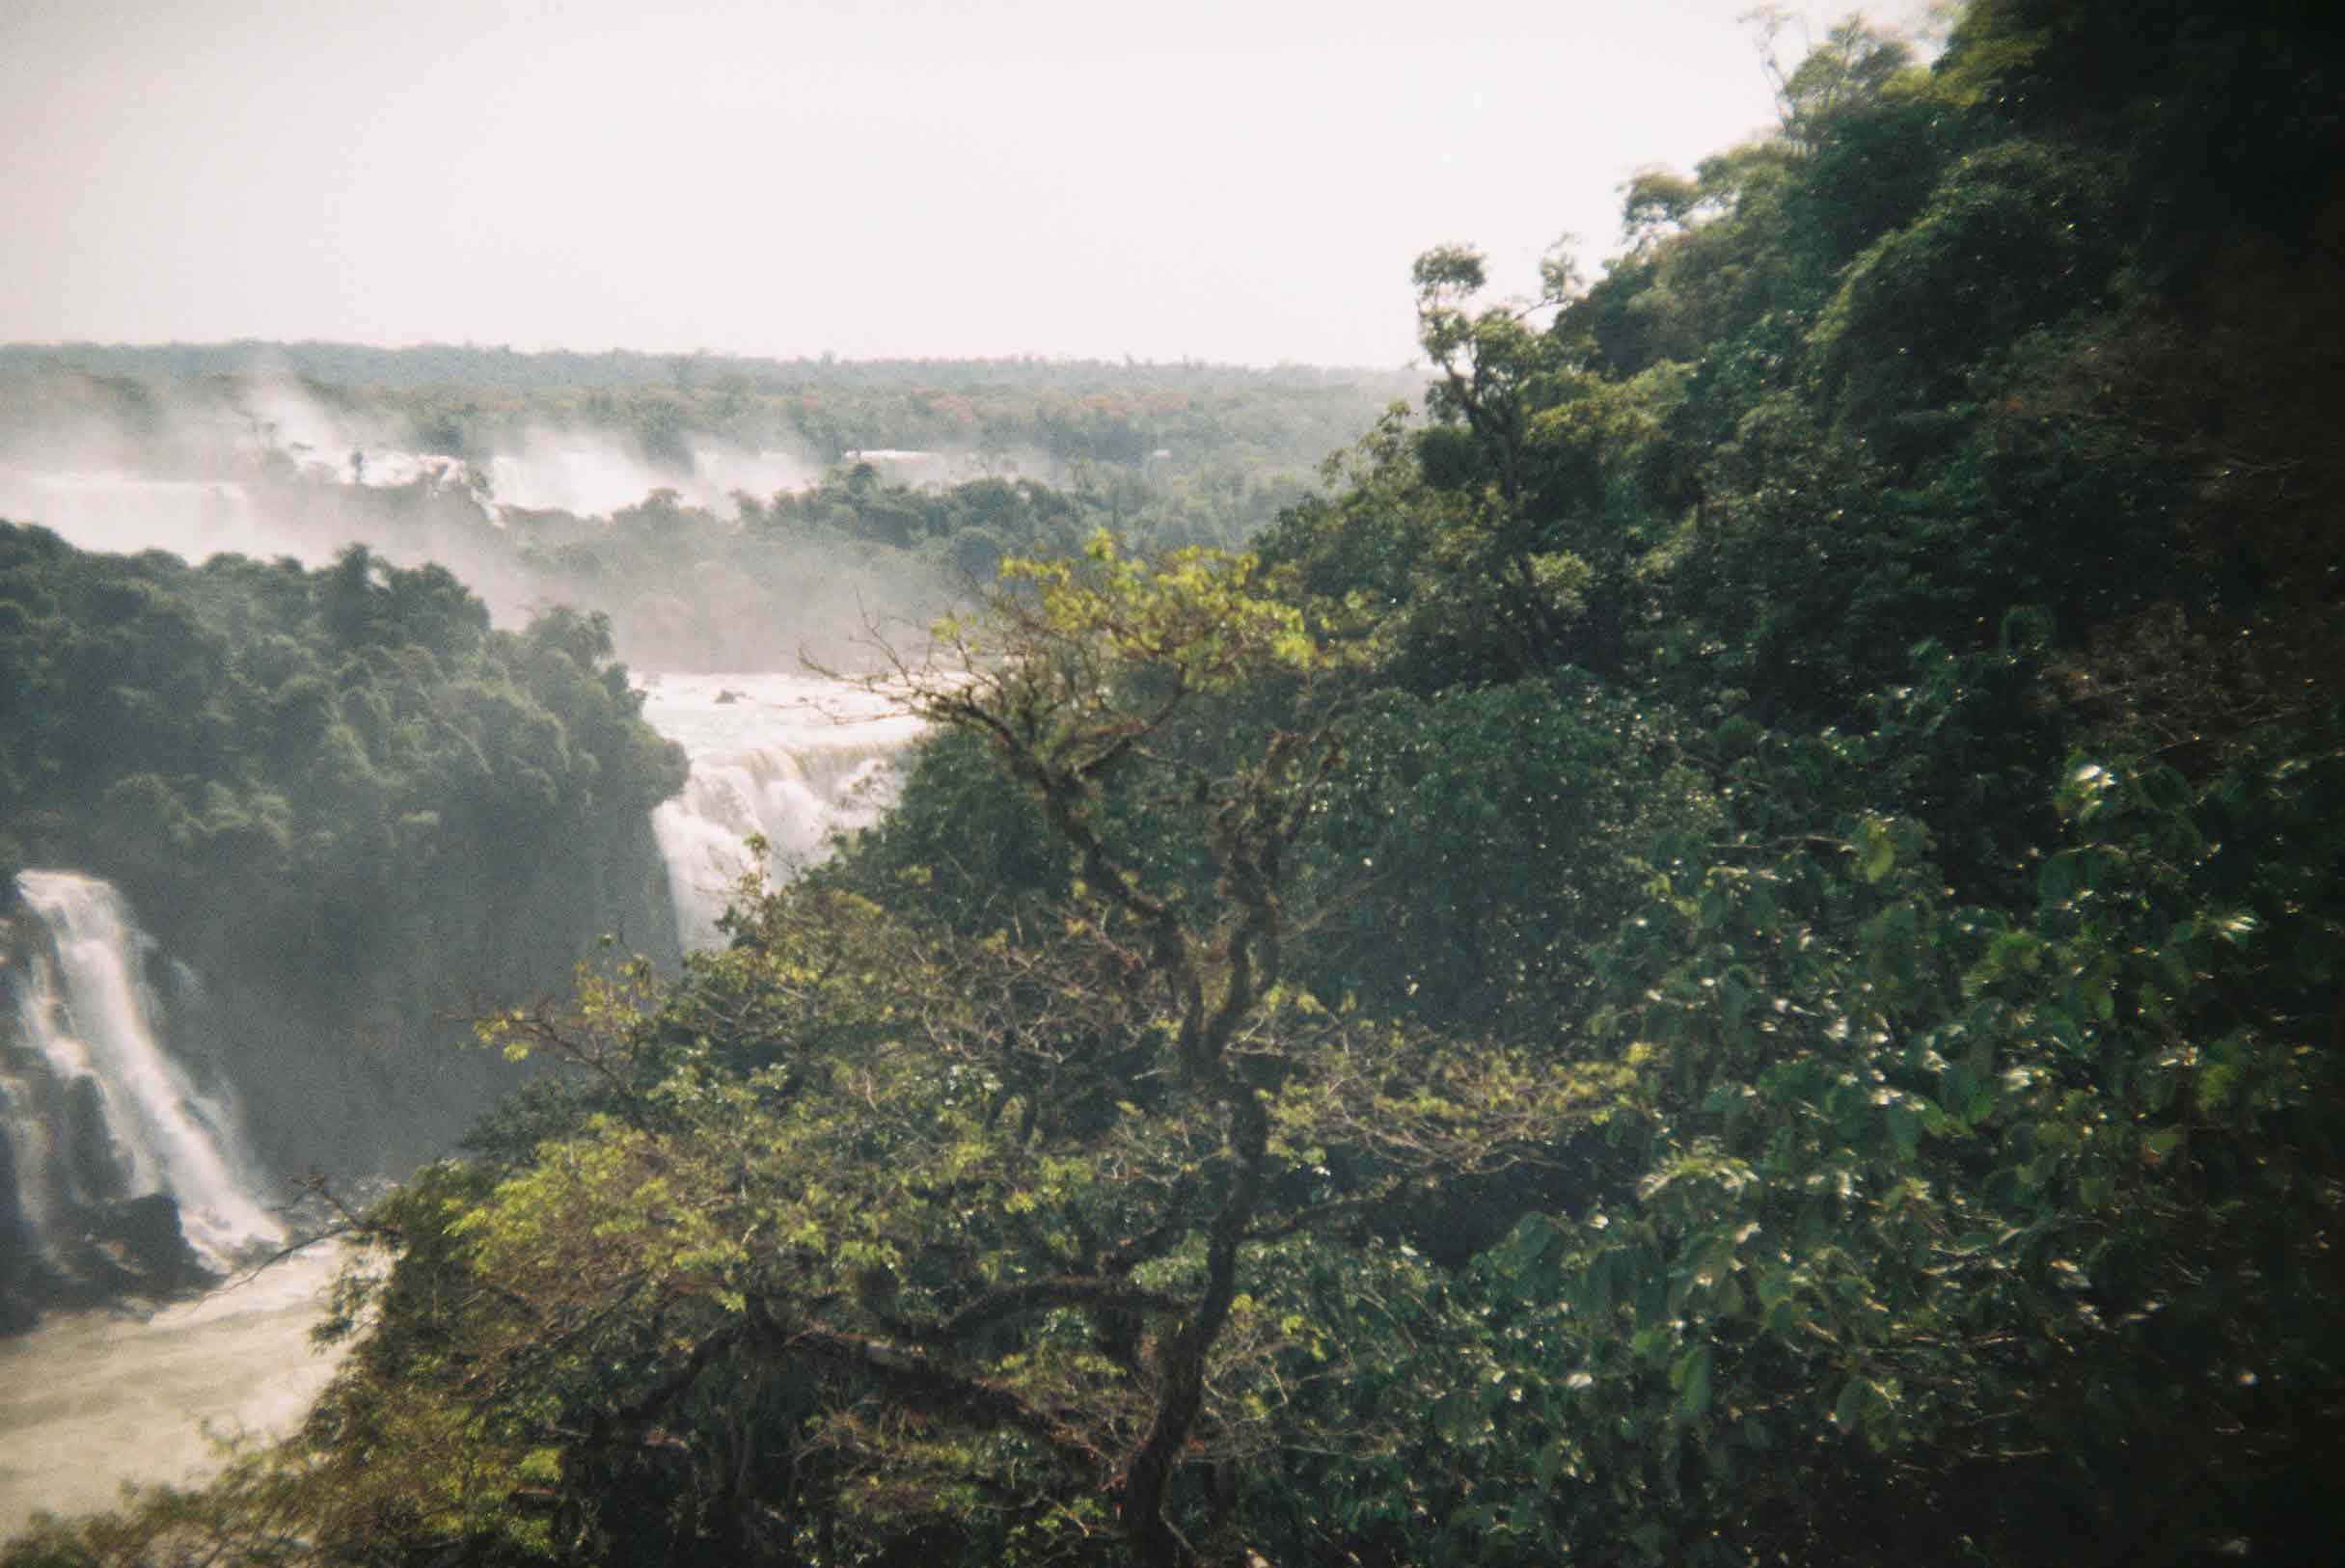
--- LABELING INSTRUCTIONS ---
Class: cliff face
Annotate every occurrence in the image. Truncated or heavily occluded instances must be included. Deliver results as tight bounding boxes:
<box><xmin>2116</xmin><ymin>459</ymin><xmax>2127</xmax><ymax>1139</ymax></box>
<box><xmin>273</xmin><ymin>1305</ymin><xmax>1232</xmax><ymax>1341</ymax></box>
<box><xmin>166</xmin><ymin>805</ymin><xmax>680</xmax><ymax>1186</ymax></box>
<box><xmin>0</xmin><ymin>807</ymin><xmax>678</xmax><ymax>1332</ymax></box>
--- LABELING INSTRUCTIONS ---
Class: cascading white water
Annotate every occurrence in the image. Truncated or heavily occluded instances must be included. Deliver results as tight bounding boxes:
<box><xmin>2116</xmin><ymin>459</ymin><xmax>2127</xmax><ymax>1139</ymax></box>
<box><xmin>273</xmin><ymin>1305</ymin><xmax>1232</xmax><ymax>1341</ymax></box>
<box><xmin>10</xmin><ymin>872</ymin><xmax>282</xmax><ymax>1268</ymax></box>
<box><xmin>0</xmin><ymin>687</ymin><xmax>919</xmax><ymax>1528</ymax></box>
<box><xmin>638</xmin><ymin>673</ymin><xmax>927</xmax><ymax>950</ymax></box>
<box><xmin>0</xmin><ymin>466</ymin><xmax>261</xmax><ymax>563</ymax></box>
<box><xmin>0</xmin><ymin>687</ymin><xmax>924</xmax><ymax>1530</ymax></box>
<box><xmin>0</xmin><ymin>1052</ymin><xmax>63</xmax><ymax>1266</ymax></box>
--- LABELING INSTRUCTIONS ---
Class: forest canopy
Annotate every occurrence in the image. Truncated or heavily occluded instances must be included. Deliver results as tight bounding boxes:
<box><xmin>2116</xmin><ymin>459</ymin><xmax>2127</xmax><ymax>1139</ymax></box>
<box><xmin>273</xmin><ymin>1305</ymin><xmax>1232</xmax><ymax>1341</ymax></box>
<box><xmin>0</xmin><ymin>526</ymin><xmax>688</xmax><ymax>1181</ymax></box>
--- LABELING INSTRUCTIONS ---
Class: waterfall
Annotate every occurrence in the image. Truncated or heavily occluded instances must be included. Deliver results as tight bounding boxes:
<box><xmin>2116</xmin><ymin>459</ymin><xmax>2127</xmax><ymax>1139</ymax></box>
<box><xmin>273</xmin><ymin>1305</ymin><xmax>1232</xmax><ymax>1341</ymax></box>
<box><xmin>6</xmin><ymin>872</ymin><xmax>282</xmax><ymax>1271</ymax></box>
<box><xmin>0</xmin><ymin>466</ymin><xmax>259</xmax><ymax>563</ymax></box>
<box><xmin>638</xmin><ymin>674</ymin><xmax>926</xmax><ymax>950</ymax></box>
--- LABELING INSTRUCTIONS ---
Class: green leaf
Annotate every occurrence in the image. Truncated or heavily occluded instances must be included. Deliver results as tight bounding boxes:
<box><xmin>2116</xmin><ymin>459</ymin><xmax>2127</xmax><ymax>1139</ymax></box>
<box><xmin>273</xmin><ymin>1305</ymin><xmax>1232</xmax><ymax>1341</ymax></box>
<box><xmin>1886</xmin><ymin>1101</ymin><xmax>1921</xmax><ymax>1157</ymax></box>
<box><xmin>2038</xmin><ymin>851</ymin><xmax>2084</xmax><ymax>906</ymax></box>
<box><xmin>1860</xmin><ymin>817</ymin><xmax>1896</xmax><ymax>883</ymax></box>
<box><xmin>1834</xmin><ymin>1377</ymin><xmax>1867</xmax><ymax>1432</ymax></box>
<box><xmin>2139</xmin><ymin>765</ymin><xmax>2194</xmax><ymax>814</ymax></box>
<box><xmin>1674</xmin><ymin>1344</ymin><xmax>1713</xmax><ymax>1420</ymax></box>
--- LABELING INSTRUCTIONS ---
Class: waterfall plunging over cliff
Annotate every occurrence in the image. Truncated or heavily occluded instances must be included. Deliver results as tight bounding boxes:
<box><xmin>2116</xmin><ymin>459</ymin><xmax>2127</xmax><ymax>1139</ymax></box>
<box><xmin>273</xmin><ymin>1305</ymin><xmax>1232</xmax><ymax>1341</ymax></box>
<box><xmin>3</xmin><ymin>872</ymin><xmax>281</xmax><ymax>1282</ymax></box>
<box><xmin>638</xmin><ymin>674</ymin><xmax>926</xmax><ymax>950</ymax></box>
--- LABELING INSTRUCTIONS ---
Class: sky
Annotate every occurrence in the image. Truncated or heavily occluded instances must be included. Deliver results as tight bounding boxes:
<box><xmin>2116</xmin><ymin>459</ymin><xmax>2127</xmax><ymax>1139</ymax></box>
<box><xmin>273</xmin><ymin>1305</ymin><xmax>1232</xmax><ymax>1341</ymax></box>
<box><xmin>0</xmin><ymin>0</ymin><xmax>1883</xmax><ymax>367</ymax></box>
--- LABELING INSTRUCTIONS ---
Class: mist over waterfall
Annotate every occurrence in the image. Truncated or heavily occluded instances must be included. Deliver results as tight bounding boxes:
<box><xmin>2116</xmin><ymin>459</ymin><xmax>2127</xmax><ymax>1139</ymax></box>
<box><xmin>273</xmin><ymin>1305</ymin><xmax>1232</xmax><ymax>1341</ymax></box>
<box><xmin>3</xmin><ymin>873</ymin><xmax>280</xmax><ymax>1296</ymax></box>
<box><xmin>639</xmin><ymin>674</ymin><xmax>926</xmax><ymax>950</ymax></box>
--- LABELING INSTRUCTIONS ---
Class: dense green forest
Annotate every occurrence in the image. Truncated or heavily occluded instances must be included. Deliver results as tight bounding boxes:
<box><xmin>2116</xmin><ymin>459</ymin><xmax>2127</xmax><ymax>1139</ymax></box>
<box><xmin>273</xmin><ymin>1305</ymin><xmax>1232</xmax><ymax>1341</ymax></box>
<box><xmin>9</xmin><ymin>1</ymin><xmax>2341</xmax><ymax>1563</ymax></box>
<box><xmin>0</xmin><ymin>342</ymin><xmax>1404</xmax><ymax>399</ymax></box>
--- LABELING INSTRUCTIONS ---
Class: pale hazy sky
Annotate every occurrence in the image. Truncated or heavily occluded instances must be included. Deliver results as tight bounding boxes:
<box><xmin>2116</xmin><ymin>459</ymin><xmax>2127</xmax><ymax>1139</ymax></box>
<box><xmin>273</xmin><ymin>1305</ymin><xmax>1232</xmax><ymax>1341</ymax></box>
<box><xmin>1</xmin><ymin>0</ymin><xmax>1862</xmax><ymax>366</ymax></box>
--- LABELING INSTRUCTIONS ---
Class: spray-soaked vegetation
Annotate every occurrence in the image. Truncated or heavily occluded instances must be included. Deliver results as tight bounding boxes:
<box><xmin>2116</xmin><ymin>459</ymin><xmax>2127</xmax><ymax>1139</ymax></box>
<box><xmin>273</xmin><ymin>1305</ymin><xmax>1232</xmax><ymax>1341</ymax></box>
<box><xmin>7</xmin><ymin>1</ymin><xmax>2342</xmax><ymax>1563</ymax></box>
<box><xmin>0</xmin><ymin>527</ymin><xmax>686</xmax><ymax>1182</ymax></box>
<box><xmin>506</xmin><ymin>461</ymin><xmax>1318</xmax><ymax>671</ymax></box>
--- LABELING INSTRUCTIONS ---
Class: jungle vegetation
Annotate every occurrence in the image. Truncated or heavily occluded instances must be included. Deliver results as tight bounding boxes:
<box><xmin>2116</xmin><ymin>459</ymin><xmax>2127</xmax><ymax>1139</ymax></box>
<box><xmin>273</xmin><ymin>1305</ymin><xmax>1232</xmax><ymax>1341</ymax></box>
<box><xmin>0</xmin><ymin>344</ymin><xmax>1411</xmax><ymax>477</ymax></box>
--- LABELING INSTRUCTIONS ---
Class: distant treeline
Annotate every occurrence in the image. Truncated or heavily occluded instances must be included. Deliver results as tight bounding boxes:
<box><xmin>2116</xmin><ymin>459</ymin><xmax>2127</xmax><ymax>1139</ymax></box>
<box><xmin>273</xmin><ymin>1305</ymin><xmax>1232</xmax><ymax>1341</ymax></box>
<box><xmin>0</xmin><ymin>341</ymin><xmax>1412</xmax><ymax>392</ymax></box>
<box><xmin>0</xmin><ymin>343</ymin><xmax>1418</xmax><ymax>479</ymax></box>
<box><xmin>0</xmin><ymin>344</ymin><xmax>1377</xmax><ymax>668</ymax></box>
<box><xmin>511</xmin><ymin>463</ymin><xmax>1320</xmax><ymax>668</ymax></box>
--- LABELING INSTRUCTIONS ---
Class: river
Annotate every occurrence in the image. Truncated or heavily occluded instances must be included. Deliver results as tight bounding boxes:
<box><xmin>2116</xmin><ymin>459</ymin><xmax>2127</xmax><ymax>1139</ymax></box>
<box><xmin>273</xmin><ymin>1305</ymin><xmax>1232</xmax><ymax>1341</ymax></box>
<box><xmin>0</xmin><ymin>1245</ymin><xmax>350</xmax><ymax>1531</ymax></box>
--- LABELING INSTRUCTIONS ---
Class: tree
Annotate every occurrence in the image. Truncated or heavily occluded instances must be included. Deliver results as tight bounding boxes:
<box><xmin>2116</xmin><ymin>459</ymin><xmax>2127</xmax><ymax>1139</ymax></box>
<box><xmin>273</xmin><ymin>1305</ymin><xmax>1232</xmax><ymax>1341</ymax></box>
<box><xmin>1263</xmin><ymin>245</ymin><xmax>1643</xmax><ymax>690</ymax></box>
<box><xmin>283</xmin><ymin>536</ymin><xmax>1626</xmax><ymax>1568</ymax></box>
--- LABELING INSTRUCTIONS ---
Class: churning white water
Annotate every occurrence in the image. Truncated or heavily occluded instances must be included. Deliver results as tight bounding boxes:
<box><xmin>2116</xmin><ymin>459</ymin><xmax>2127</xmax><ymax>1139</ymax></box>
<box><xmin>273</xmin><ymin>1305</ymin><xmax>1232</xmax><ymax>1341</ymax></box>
<box><xmin>11</xmin><ymin>873</ymin><xmax>281</xmax><ymax>1268</ymax></box>
<box><xmin>0</xmin><ymin>1245</ymin><xmax>351</xmax><ymax>1534</ymax></box>
<box><xmin>640</xmin><ymin>672</ymin><xmax>926</xmax><ymax>950</ymax></box>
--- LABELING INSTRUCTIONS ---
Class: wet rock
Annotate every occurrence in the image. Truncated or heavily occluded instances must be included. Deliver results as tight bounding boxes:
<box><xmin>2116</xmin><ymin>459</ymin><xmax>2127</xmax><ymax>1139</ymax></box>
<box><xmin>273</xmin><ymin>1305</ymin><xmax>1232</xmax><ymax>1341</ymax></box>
<box><xmin>85</xmin><ymin>1192</ymin><xmax>210</xmax><ymax>1293</ymax></box>
<box><xmin>63</xmin><ymin>1076</ymin><xmax>132</xmax><ymax>1204</ymax></box>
